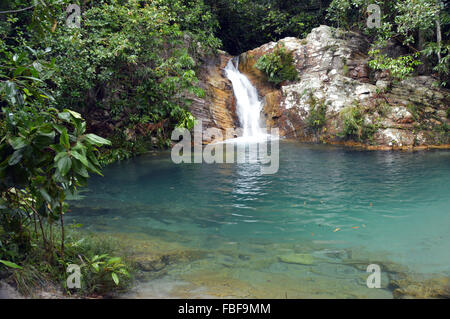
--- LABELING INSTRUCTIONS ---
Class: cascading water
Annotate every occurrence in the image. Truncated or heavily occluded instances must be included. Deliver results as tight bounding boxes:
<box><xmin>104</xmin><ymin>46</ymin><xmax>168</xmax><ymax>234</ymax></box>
<box><xmin>224</xmin><ymin>58</ymin><xmax>268</xmax><ymax>142</ymax></box>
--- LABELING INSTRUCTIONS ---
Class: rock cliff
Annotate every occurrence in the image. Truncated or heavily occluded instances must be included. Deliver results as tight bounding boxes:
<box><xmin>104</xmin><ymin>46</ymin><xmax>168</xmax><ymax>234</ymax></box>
<box><xmin>193</xmin><ymin>26</ymin><xmax>449</xmax><ymax>149</ymax></box>
<box><xmin>239</xmin><ymin>25</ymin><xmax>450</xmax><ymax>150</ymax></box>
<box><xmin>189</xmin><ymin>52</ymin><xmax>238</xmax><ymax>143</ymax></box>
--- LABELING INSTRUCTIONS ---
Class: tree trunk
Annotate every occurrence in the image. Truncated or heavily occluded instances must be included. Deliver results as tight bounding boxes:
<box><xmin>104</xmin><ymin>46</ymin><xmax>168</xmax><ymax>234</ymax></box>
<box><xmin>435</xmin><ymin>2</ymin><xmax>442</xmax><ymax>65</ymax></box>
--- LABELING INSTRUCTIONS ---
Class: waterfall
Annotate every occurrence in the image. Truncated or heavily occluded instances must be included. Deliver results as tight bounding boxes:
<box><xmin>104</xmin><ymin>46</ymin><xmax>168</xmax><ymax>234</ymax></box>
<box><xmin>224</xmin><ymin>58</ymin><xmax>267</xmax><ymax>142</ymax></box>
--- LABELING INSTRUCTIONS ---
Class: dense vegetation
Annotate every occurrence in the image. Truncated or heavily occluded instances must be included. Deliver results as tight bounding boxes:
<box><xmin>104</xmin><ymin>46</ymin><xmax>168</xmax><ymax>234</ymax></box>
<box><xmin>0</xmin><ymin>0</ymin><xmax>448</xmax><ymax>297</ymax></box>
<box><xmin>0</xmin><ymin>0</ymin><xmax>221</xmax><ymax>296</ymax></box>
<box><xmin>255</xmin><ymin>44</ymin><xmax>299</xmax><ymax>86</ymax></box>
<box><xmin>327</xmin><ymin>0</ymin><xmax>449</xmax><ymax>85</ymax></box>
<box><xmin>205</xmin><ymin>0</ymin><xmax>331</xmax><ymax>55</ymax></box>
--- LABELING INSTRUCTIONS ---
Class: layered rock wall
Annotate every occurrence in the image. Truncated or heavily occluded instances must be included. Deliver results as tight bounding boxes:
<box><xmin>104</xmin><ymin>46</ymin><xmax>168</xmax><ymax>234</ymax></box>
<box><xmin>238</xmin><ymin>25</ymin><xmax>449</xmax><ymax>149</ymax></box>
<box><xmin>191</xmin><ymin>26</ymin><xmax>449</xmax><ymax>149</ymax></box>
<box><xmin>188</xmin><ymin>52</ymin><xmax>239</xmax><ymax>143</ymax></box>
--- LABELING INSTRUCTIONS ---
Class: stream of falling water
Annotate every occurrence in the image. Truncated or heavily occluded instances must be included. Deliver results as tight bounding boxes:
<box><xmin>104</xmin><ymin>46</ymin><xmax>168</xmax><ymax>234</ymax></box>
<box><xmin>224</xmin><ymin>58</ymin><xmax>268</xmax><ymax>142</ymax></box>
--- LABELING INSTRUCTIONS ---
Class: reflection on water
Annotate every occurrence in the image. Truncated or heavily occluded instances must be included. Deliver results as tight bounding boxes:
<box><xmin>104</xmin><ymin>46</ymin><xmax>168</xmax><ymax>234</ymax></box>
<box><xmin>69</xmin><ymin>142</ymin><xmax>450</xmax><ymax>298</ymax></box>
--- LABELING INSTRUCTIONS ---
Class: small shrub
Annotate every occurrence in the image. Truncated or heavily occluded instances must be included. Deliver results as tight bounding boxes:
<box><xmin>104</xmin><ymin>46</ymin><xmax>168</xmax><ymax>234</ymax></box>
<box><xmin>1</xmin><ymin>226</ymin><xmax>133</xmax><ymax>297</ymax></box>
<box><xmin>306</xmin><ymin>94</ymin><xmax>327</xmax><ymax>130</ymax></box>
<box><xmin>377</xmin><ymin>102</ymin><xmax>392</xmax><ymax>117</ymax></box>
<box><xmin>255</xmin><ymin>44</ymin><xmax>298</xmax><ymax>86</ymax></box>
<box><xmin>368</xmin><ymin>50</ymin><xmax>422</xmax><ymax>80</ymax></box>
<box><xmin>339</xmin><ymin>105</ymin><xmax>379</xmax><ymax>142</ymax></box>
<box><xmin>406</xmin><ymin>103</ymin><xmax>422</xmax><ymax>121</ymax></box>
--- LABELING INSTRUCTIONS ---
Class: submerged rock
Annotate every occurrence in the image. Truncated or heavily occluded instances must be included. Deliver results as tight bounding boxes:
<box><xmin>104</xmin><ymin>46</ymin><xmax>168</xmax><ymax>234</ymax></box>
<box><xmin>278</xmin><ymin>253</ymin><xmax>315</xmax><ymax>265</ymax></box>
<box><xmin>391</xmin><ymin>277</ymin><xmax>450</xmax><ymax>299</ymax></box>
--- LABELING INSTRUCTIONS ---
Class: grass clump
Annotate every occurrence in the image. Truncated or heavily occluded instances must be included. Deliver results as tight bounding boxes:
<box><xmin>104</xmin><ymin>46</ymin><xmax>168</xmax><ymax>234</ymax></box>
<box><xmin>0</xmin><ymin>224</ymin><xmax>133</xmax><ymax>297</ymax></box>
<box><xmin>406</xmin><ymin>103</ymin><xmax>423</xmax><ymax>121</ymax></box>
<box><xmin>255</xmin><ymin>44</ymin><xmax>299</xmax><ymax>86</ymax></box>
<box><xmin>306</xmin><ymin>93</ymin><xmax>328</xmax><ymax>131</ymax></box>
<box><xmin>339</xmin><ymin>105</ymin><xmax>379</xmax><ymax>142</ymax></box>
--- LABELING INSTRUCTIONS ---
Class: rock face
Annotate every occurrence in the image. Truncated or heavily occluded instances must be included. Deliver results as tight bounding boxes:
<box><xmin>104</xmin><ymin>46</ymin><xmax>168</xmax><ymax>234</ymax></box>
<box><xmin>189</xmin><ymin>51</ymin><xmax>239</xmax><ymax>143</ymax></box>
<box><xmin>236</xmin><ymin>25</ymin><xmax>450</xmax><ymax>149</ymax></box>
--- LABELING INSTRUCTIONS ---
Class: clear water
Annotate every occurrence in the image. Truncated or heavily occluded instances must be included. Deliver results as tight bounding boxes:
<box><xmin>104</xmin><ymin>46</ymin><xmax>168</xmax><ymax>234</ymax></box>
<box><xmin>69</xmin><ymin>142</ymin><xmax>450</xmax><ymax>298</ymax></box>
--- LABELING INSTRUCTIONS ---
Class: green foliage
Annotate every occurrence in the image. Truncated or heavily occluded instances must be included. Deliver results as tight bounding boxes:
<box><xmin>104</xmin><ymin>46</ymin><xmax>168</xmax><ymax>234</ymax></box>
<box><xmin>0</xmin><ymin>85</ymin><xmax>110</xmax><ymax>254</ymax></box>
<box><xmin>255</xmin><ymin>45</ymin><xmax>298</xmax><ymax>86</ymax></box>
<box><xmin>0</xmin><ymin>37</ymin><xmax>111</xmax><ymax>297</ymax></box>
<box><xmin>154</xmin><ymin>0</ymin><xmax>222</xmax><ymax>56</ymax></box>
<box><xmin>61</xmin><ymin>226</ymin><xmax>132</xmax><ymax>295</ymax></box>
<box><xmin>306</xmin><ymin>94</ymin><xmax>328</xmax><ymax>130</ymax></box>
<box><xmin>205</xmin><ymin>0</ymin><xmax>326</xmax><ymax>55</ymax></box>
<box><xmin>407</xmin><ymin>103</ymin><xmax>422</xmax><ymax>121</ymax></box>
<box><xmin>422</xmin><ymin>41</ymin><xmax>450</xmax><ymax>87</ymax></box>
<box><xmin>327</xmin><ymin>0</ymin><xmax>449</xmax><ymax>85</ymax></box>
<box><xmin>97</xmin><ymin>132</ymin><xmax>153</xmax><ymax>165</ymax></box>
<box><xmin>327</xmin><ymin>0</ymin><xmax>358</xmax><ymax>30</ymax></box>
<box><xmin>3</xmin><ymin>226</ymin><xmax>132</xmax><ymax>296</ymax></box>
<box><xmin>368</xmin><ymin>50</ymin><xmax>422</xmax><ymax>80</ymax></box>
<box><xmin>38</xmin><ymin>0</ymin><xmax>218</xmax><ymax>159</ymax></box>
<box><xmin>50</xmin><ymin>2</ymin><xmax>197</xmax><ymax>120</ymax></box>
<box><xmin>84</xmin><ymin>254</ymin><xmax>129</xmax><ymax>287</ymax></box>
<box><xmin>339</xmin><ymin>105</ymin><xmax>379</xmax><ymax>142</ymax></box>
<box><xmin>0</xmin><ymin>259</ymin><xmax>23</xmax><ymax>269</ymax></box>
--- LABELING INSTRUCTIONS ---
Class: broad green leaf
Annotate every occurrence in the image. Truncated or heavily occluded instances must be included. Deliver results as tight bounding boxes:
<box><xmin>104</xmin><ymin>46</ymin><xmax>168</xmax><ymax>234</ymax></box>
<box><xmin>13</xmin><ymin>66</ymin><xmax>27</xmax><ymax>77</ymax></box>
<box><xmin>72</xmin><ymin>162</ymin><xmax>89</xmax><ymax>178</ymax></box>
<box><xmin>57</xmin><ymin>156</ymin><xmax>72</xmax><ymax>176</ymax></box>
<box><xmin>0</xmin><ymin>260</ymin><xmax>23</xmax><ymax>270</ymax></box>
<box><xmin>84</xmin><ymin>134</ymin><xmax>111</xmax><ymax>146</ymax></box>
<box><xmin>18</xmin><ymin>76</ymin><xmax>44</xmax><ymax>83</ymax></box>
<box><xmin>71</xmin><ymin>150</ymin><xmax>89</xmax><ymax>167</ymax></box>
<box><xmin>86</xmin><ymin>160</ymin><xmax>102</xmax><ymax>176</ymax></box>
<box><xmin>111</xmin><ymin>273</ymin><xmax>119</xmax><ymax>285</ymax></box>
<box><xmin>39</xmin><ymin>188</ymin><xmax>52</xmax><ymax>203</ymax></box>
<box><xmin>67</xmin><ymin>109</ymin><xmax>82</xmax><ymax>119</ymax></box>
<box><xmin>54</xmin><ymin>150</ymin><xmax>69</xmax><ymax>162</ymax></box>
<box><xmin>58</xmin><ymin>112</ymin><xmax>71</xmax><ymax>122</ymax></box>
<box><xmin>118</xmin><ymin>268</ymin><xmax>129</xmax><ymax>277</ymax></box>
<box><xmin>92</xmin><ymin>263</ymin><xmax>100</xmax><ymax>272</ymax></box>
<box><xmin>52</xmin><ymin>124</ymin><xmax>66</xmax><ymax>134</ymax></box>
<box><xmin>79</xmin><ymin>121</ymin><xmax>86</xmax><ymax>134</ymax></box>
<box><xmin>8</xmin><ymin>137</ymin><xmax>27</xmax><ymax>150</ymax></box>
<box><xmin>60</xmin><ymin>129</ymin><xmax>70</xmax><ymax>149</ymax></box>
<box><xmin>107</xmin><ymin>257</ymin><xmax>121</xmax><ymax>265</ymax></box>
<box><xmin>8</xmin><ymin>150</ymin><xmax>23</xmax><ymax>166</ymax></box>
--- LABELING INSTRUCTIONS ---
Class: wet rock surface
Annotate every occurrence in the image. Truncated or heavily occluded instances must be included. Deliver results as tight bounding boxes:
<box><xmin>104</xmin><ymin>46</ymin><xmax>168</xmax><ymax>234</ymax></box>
<box><xmin>96</xmin><ymin>232</ymin><xmax>447</xmax><ymax>299</ymax></box>
<box><xmin>188</xmin><ymin>51</ymin><xmax>239</xmax><ymax>144</ymax></box>
<box><xmin>391</xmin><ymin>276</ymin><xmax>450</xmax><ymax>299</ymax></box>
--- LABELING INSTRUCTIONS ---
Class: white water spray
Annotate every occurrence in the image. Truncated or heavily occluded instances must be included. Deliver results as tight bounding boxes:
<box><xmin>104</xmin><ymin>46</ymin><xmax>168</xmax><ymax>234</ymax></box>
<box><xmin>224</xmin><ymin>58</ymin><xmax>268</xmax><ymax>142</ymax></box>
